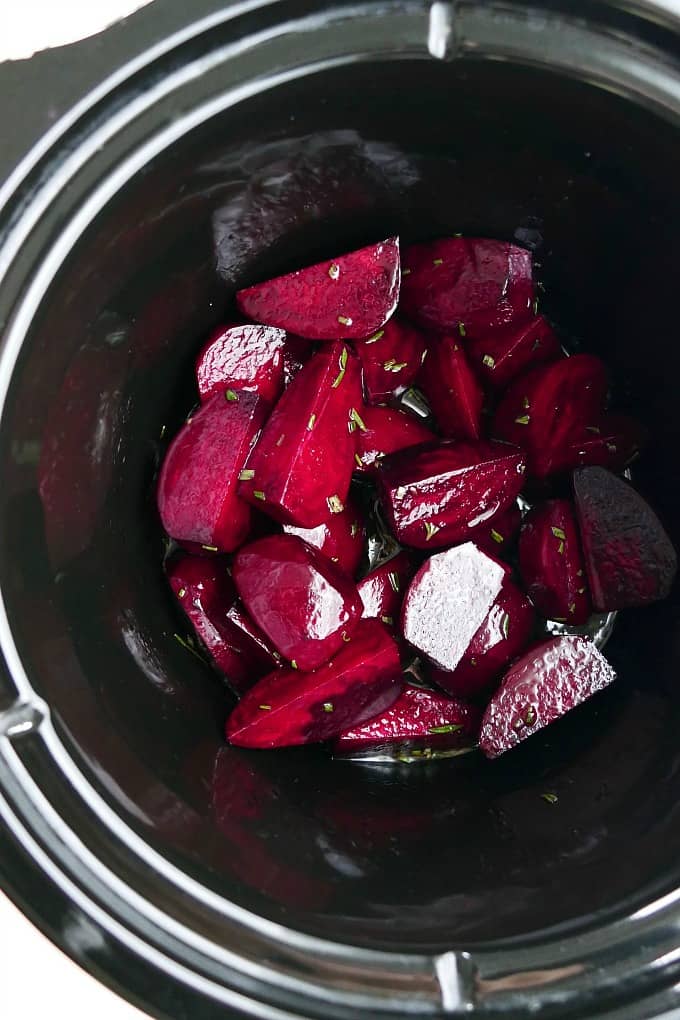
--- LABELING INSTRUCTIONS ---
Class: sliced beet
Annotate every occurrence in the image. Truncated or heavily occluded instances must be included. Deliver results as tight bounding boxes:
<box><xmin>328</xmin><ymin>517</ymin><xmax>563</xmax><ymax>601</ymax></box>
<box><xmin>232</xmin><ymin>533</ymin><xmax>363</xmax><ymax>671</ymax></box>
<box><xmin>467</xmin><ymin>503</ymin><xmax>522</xmax><ymax>558</ymax></box>
<box><xmin>560</xmin><ymin>413</ymin><xmax>648</xmax><ymax>473</ymax></box>
<box><xmin>195</xmin><ymin>323</ymin><xmax>286</xmax><ymax>404</ymax></box>
<box><xmin>479</xmin><ymin>635</ymin><xmax>616</xmax><ymax>758</ymax></box>
<box><xmin>432</xmin><ymin>579</ymin><xmax>535</xmax><ymax>700</ymax></box>
<box><xmin>492</xmin><ymin>354</ymin><xmax>608</xmax><ymax>479</ymax></box>
<box><xmin>283</xmin><ymin>493</ymin><xmax>366</xmax><ymax>577</ymax></box>
<box><xmin>418</xmin><ymin>335</ymin><xmax>483</xmax><ymax>439</ymax></box>
<box><xmin>236</xmin><ymin>237</ymin><xmax>400</xmax><ymax>341</ymax></box>
<box><xmin>166</xmin><ymin>554</ymin><xmax>279</xmax><ymax>694</ymax></box>
<box><xmin>467</xmin><ymin>315</ymin><xmax>562</xmax><ymax>390</ymax></box>
<box><xmin>401</xmin><ymin>542</ymin><xmax>506</xmax><ymax>672</ymax></box>
<box><xmin>354</xmin><ymin>317</ymin><xmax>426</xmax><ymax>403</ymax></box>
<box><xmin>573</xmin><ymin>467</ymin><xmax>677</xmax><ymax>610</ymax></box>
<box><xmin>357</xmin><ymin>550</ymin><xmax>414</xmax><ymax>627</ymax></box>
<box><xmin>238</xmin><ymin>342</ymin><xmax>363</xmax><ymax>527</ymax></box>
<box><xmin>519</xmin><ymin>499</ymin><xmax>591</xmax><ymax>623</ymax></box>
<box><xmin>400</xmin><ymin>237</ymin><xmax>534</xmax><ymax>338</ymax></box>
<box><xmin>333</xmin><ymin>685</ymin><xmax>481</xmax><ymax>757</ymax></box>
<box><xmin>226</xmin><ymin>619</ymin><xmax>403</xmax><ymax>748</ymax></box>
<box><xmin>157</xmin><ymin>389</ymin><xmax>267</xmax><ymax>551</ymax></box>
<box><xmin>378</xmin><ymin>439</ymin><xmax>526</xmax><ymax>549</ymax></box>
<box><xmin>354</xmin><ymin>405</ymin><xmax>433</xmax><ymax>475</ymax></box>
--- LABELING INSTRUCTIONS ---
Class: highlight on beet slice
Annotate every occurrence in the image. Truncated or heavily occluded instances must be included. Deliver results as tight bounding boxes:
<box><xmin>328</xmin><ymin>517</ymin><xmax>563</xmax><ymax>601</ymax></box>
<box><xmin>283</xmin><ymin>335</ymin><xmax>314</xmax><ymax>387</ymax></box>
<box><xmin>400</xmin><ymin>237</ymin><xmax>534</xmax><ymax>338</ymax></box>
<box><xmin>467</xmin><ymin>502</ymin><xmax>522</xmax><ymax>558</ymax></box>
<box><xmin>232</xmin><ymin>533</ymin><xmax>363</xmax><ymax>671</ymax></box>
<box><xmin>519</xmin><ymin>499</ymin><xmax>591</xmax><ymax>624</ymax></box>
<box><xmin>238</xmin><ymin>342</ymin><xmax>363</xmax><ymax>527</ymax></box>
<box><xmin>418</xmin><ymin>335</ymin><xmax>483</xmax><ymax>439</ymax></box>
<box><xmin>573</xmin><ymin>467</ymin><xmax>677</xmax><ymax>611</ymax></box>
<box><xmin>479</xmin><ymin>635</ymin><xmax>616</xmax><ymax>758</ymax></box>
<box><xmin>401</xmin><ymin>542</ymin><xmax>506</xmax><ymax>672</ymax></box>
<box><xmin>236</xmin><ymin>237</ymin><xmax>400</xmax><ymax>341</ymax></box>
<box><xmin>157</xmin><ymin>389</ymin><xmax>268</xmax><ymax>551</ymax></box>
<box><xmin>378</xmin><ymin>439</ymin><xmax>526</xmax><ymax>549</ymax></box>
<box><xmin>354</xmin><ymin>317</ymin><xmax>426</xmax><ymax>403</ymax></box>
<box><xmin>431</xmin><ymin>578</ymin><xmax>535</xmax><ymax>700</ymax></box>
<box><xmin>492</xmin><ymin>354</ymin><xmax>608</xmax><ymax>479</ymax></box>
<box><xmin>354</xmin><ymin>405</ymin><xmax>433</xmax><ymax>475</ymax></box>
<box><xmin>226</xmin><ymin>619</ymin><xmax>403</xmax><ymax>748</ymax></box>
<box><xmin>166</xmin><ymin>554</ymin><xmax>279</xmax><ymax>694</ymax></box>
<box><xmin>283</xmin><ymin>493</ymin><xmax>366</xmax><ymax>577</ymax></box>
<box><xmin>195</xmin><ymin>323</ymin><xmax>287</xmax><ymax>404</ymax></box>
<box><xmin>560</xmin><ymin>413</ymin><xmax>648</xmax><ymax>474</ymax></box>
<box><xmin>467</xmin><ymin>314</ymin><xmax>563</xmax><ymax>390</ymax></box>
<box><xmin>357</xmin><ymin>550</ymin><xmax>414</xmax><ymax>627</ymax></box>
<box><xmin>333</xmin><ymin>685</ymin><xmax>481</xmax><ymax>758</ymax></box>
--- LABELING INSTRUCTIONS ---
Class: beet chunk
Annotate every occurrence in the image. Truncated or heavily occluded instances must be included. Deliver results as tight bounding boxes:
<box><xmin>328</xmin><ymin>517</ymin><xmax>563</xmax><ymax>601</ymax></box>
<box><xmin>196</xmin><ymin>323</ymin><xmax>286</xmax><ymax>404</ymax></box>
<box><xmin>418</xmin><ymin>335</ymin><xmax>483</xmax><ymax>440</ymax></box>
<box><xmin>283</xmin><ymin>493</ymin><xmax>366</xmax><ymax>577</ymax></box>
<box><xmin>519</xmin><ymin>499</ymin><xmax>591</xmax><ymax>623</ymax></box>
<box><xmin>354</xmin><ymin>405</ymin><xmax>433</xmax><ymax>475</ymax></box>
<box><xmin>467</xmin><ymin>315</ymin><xmax>562</xmax><ymax>390</ymax></box>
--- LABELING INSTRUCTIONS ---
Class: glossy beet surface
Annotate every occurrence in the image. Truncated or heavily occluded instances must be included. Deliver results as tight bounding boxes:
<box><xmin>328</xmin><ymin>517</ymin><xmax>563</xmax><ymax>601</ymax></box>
<box><xmin>195</xmin><ymin>323</ymin><xmax>286</xmax><ymax>404</ymax></box>
<box><xmin>467</xmin><ymin>502</ymin><xmax>522</xmax><ymax>558</ymax></box>
<box><xmin>573</xmin><ymin>467</ymin><xmax>677</xmax><ymax>611</ymax></box>
<box><xmin>418</xmin><ymin>336</ymin><xmax>483</xmax><ymax>440</ymax></box>
<box><xmin>357</xmin><ymin>550</ymin><xmax>413</xmax><ymax>626</ymax></box>
<box><xmin>467</xmin><ymin>314</ymin><xmax>562</xmax><ymax>390</ymax></box>
<box><xmin>379</xmin><ymin>439</ymin><xmax>526</xmax><ymax>549</ymax></box>
<box><xmin>432</xmin><ymin>579</ymin><xmax>535</xmax><ymax>700</ymax></box>
<box><xmin>236</xmin><ymin>237</ymin><xmax>401</xmax><ymax>341</ymax></box>
<box><xmin>156</xmin><ymin>389</ymin><xmax>267</xmax><ymax>551</ymax></box>
<box><xmin>226</xmin><ymin>620</ymin><xmax>403</xmax><ymax>747</ymax></box>
<box><xmin>238</xmin><ymin>342</ymin><xmax>362</xmax><ymax>527</ymax></box>
<box><xmin>355</xmin><ymin>317</ymin><xmax>426</xmax><ymax>403</ymax></box>
<box><xmin>519</xmin><ymin>499</ymin><xmax>591</xmax><ymax>623</ymax></box>
<box><xmin>479</xmin><ymin>636</ymin><xmax>616</xmax><ymax>758</ymax></box>
<box><xmin>232</xmin><ymin>534</ymin><xmax>363</xmax><ymax>671</ymax></box>
<box><xmin>333</xmin><ymin>685</ymin><xmax>481</xmax><ymax>756</ymax></box>
<box><xmin>400</xmin><ymin>237</ymin><xmax>534</xmax><ymax>338</ymax></box>
<box><xmin>283</xmin><ymin>494</ymin><xmax>366</xmax><ymax>577</ymax></box>
<box><xmin>401</xmin><ymin>543</ymin><xmax>506</xmax><ymax>671</ymax></box>
<box><xmin>564</xmin><ymin>414</ymin><xmax>648</xmax><ymax>473</ymax></box>
<box><xmin>354</xmin><ymin>405</ymin><xmax>432</xmax><ymax>475</ymax></box>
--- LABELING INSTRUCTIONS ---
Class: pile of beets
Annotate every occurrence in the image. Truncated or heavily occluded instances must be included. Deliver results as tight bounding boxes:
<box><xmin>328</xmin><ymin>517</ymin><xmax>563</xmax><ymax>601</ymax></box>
<box><xmin>157</xmin><ymin>236</ymin><xmax>676</xmax><ymax>761</ymax></box>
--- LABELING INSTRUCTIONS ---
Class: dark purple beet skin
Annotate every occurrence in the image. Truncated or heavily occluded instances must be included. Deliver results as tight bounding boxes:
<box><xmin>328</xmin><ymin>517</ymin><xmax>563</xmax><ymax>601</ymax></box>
<box><xmin>418</xmin><ymin>335</ymin><xmax>483</xmax><ymax>440</ymax></box>
<box><xmin>479</xmin><ymin>635</ymin><xmax>616</xmax><ymax>758</ymax></box>
<box><xmin>492</xmin><ymin>354</ymin><xmax>608</xmax><ymax>479</ymax></box>
<box><xmin>401</xmin><ymin>542</ymin><xmax>506</xmax><ymax>672</ymax></box>
<box><xmin>378</xmin><ymin>439</ymin><xmax>526</xmax><ymax>549</ymax></box>
<box><xmin>357</xmin><ymin>550</ymin><xmax>414</xmax><ymax>627</ymax></box>
<box><xmin>166</xmin><ymin>554</ymin><xmax>280</xmax><ymax>694</ymax></box>
<box><xmin>573</xmin><ymin>467</ymin><xmax>677</xmax><ymax>611</ymax></box>
<box><xmin>283</xmin><ymin>493</ymin><xmax>366</xmax><ymax>577</ymax></box>
<box><xmin>157</xmin><ymin>389</ymin><xmax>268</xmax><ymax>551</ymax></box>
<box><xmin>354</xmin><ymin>317</ymin><xmax>426</xmax><ymax>403</ymax></box>
<box><xmin>236</xmin><ymin>237</ymin><xmax>401</xmax><ymax>341</ymax></box>
<box><xmin>333</xmin><ymin>685</ymin><xmax>481</xmax><ymax>756</ymax></box>
<box><xmin>232</xmin><ymin>533</ymin><xmax>363</xmax><ymax>671</ymax></box>
<box><xmin>354</xmin><ymin>405</ymin><xmax>433</xmax><ymax>475</ymax></box>
<box><xmin>519</xmin><ymin>499</ymin><xmax>591</xmax><ymax>623</ymax></box>
<box><xmin>431</xmin><ymin>578</ymin><xmax>535</xmax><ymax>700</ymax></box>
<box><xmin>195</xmin><ymin>323</ymin><xmax>287</xmax><ymax>404</ymax></box>
<box><xmin>238</xmin><ymin>342</ymin><xmax>363</xmax><ymax>527</ymax></box>
<box><xmin>226</xmin><ymin>619</ymin><xmax>403</xmax><ymax>748</ymax></box>
<box><xmin>467</xmin><ymin>314</ymin><xmax>562</xmax><ymax>390</ymax></box>
<box><xmin>400</xmin><ymin>237</ymin><xmax>534</xmax><ymax>338</ymax></box>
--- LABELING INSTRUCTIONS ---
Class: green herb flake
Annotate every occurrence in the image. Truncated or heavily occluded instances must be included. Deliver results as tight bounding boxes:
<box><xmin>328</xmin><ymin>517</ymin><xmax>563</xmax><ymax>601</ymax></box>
<box><xmin>337</xmin><ymin>315</ymin><xmax>353</xmax><ymax>326</ymax></box>
<box><xmin>524</xmin><ymin>705</ymin><xmax>537</xmax><ymax>726</ymax></box>
<box><xmin>585</xmin><ymin>425</ymin><xmax>601</xmax><ymax>435</ymax></box>
<box><xmin>578</xmin><ymin>587</ymin><xmax>586</xmax><ymax>595</ymax></box>
<box><xmin>307</xmin><ymin>413</ymin><xmax>317</xmax><ymax>431</ymax></box>
<box><xmin>522</xmin><ymin>396</ymin><xmax>530</xmax><ymax>409</ymax></box>
<box><xmin>327</xmin><ymin>495</ymin><xmax>344</xmax><ymax>514</ymax></box>
<box><xmin>350</xmin><ymin>521</ymin><xmax>359</xmax><ymax>538</ymax></box>
<box><xmin>577</xmin><ymin>569</ymin><xmax>584</xmax><ymax>577</ymax></box>
<box><xmin>514</xmin><ymin>414</ymin><xmax>530</xmax><ymax>425</ymax></box>
<box><xmin>225</xmin><ymin>389</ymin><xmax>239</xmax><ymax>402</ymax></box>
<box><xmin>551</xmin><ymin>526</ymin><xmax>566</xmax><ymax>540</ymax></box>
<box><xmin>428</xmin><ymin>723</ymin><xmax>463</xmax><ymax>735</ymax></box>
<box><xmin>490</xmin><ymin>528</ymin><xmax>504</xmax><ymax>544</ymax></box>
<box><xmin>533</xmin><ymin>297</ymin><xmax>539</xmax><ymax>315</ymax></box>
<box><xmin>322</xmin><ymin>702</ymin><xmax>335</xmax><ymax>713</ymax></box>
<box><xmin>290</xmin><ymin>660</ymin><xmax>298</xmax><ymax>670</ymax></box>
<box><xmin>453</xmin><ymin>232</ymin><xmax>463</xmax><ymax>238</ymax></box>
<box><xmin>341</xmin><ymin>631</ymin><xmax>351</xmax><ymax>643</ymax></box>
<box><xmin>402</xmin><ymin>268</ymin><xmax>411</xmax><ymax>276</ymax></box>
<box><xmin>258</xmin><ymin>704</ymin><xmax>272</xmax><ymax>711</ymax></box>
<box><xmin>424</xmin><ymin>521</ymin><xmax>441</xmax><ymax>542</ymax></box>
<box><xmin>482</xmin><ymin>354</ymin><xmax>495</xmax><ymax>368</ymax></box>
<box><xmin>331</xmin><ymin>347</ymin><xmax>348</xmax><ymax>388</ymax></box>
<box><xmin>177</xmin><ymin>588</ymin><xmax>187</xmax><ymax>599</ymax></box>
<box><xmin>541</xmin><ymin>792</ymin><xmax>559</xmax><ymax>805</ymax></box>
<box><xmin>173</xmin><ymin>633</ymin><xmax>206</xmax><ymax>664</ymax></box>
<box><xmin>606</xmin><ymin>442</ymin><xmax>617</xmax><ymax>454</ymax></box>
<box><xmin>253</xmin><ymin>490</ymin><xmax>266</xmax><ymax>501</ymax></box>
<box><xmin>532</xmin><ymin>338</ymin><xmax>542</xmax><ymax>351</ymax></box>
<box><xmin>569</xmin><ymin>602</ymin><xmax>576</xmax><ymax>614</ymax></box>
<box><xmin>331</xmin><ymin>556</ymin><xmax>339</xmax><ymax>563</ymax></box>
<box><xmin>501</xmin><ymin>613</ymin><xmax>510</xmax><ymax>639</ymax></box>
<box><xmin>433</xmin><ymin>258</ymin><xmax>444</xmax><ymax>266</ymax></box>
<box><xmin>557</xmin><ymin>540</ymin><xmax>565</xmax><ymax>555</ymax></box>
<box><xmin>381</xmin><ymin>615</ymin><xmax>394</xmax><ymax>626</ymax></box>
<box><xmin>238</xmin><ymin>469</ymin><xmax>255</xmax><ymax>481</ymax></box>
<box><xmin>202</xmin><ymin>545</ymin><xmax>218</xmax><ymax>552</ymax></box>
<box><xmin>421</xmin><ymin>349</ymin><xmax>428</xmax><ymax>365</ymax></box>
<box><xmin>349</xmin><ymin>407</ymin><xmax>367</xmax><ymax>431</ymax></box>
<box><xmin>470</xmin><ymin>658</ymin><xmax>477</xmax><ymax>667</ymax></box>
<box><xmin>365</xmin><ymin>329</ymin><xmax>384</xmax><ymax>344</ymax></box>
<box><xmin>328</xmin><ymin>262</ymin><xmax>340</xmax><ymax>280</ymax></box>
<box><xmin>272</xmin><ymin>651</ymin><xmax>282</xmax><ymax>662</ymax></box>
<box><xmin>388</xmin><ymin>572</ymin><xmax>400</xmax><ymax>592</ymax></box>
<box><xmin>354</xmin><ymin>452</ymin><xmax>364</xmax><ymax>468</ymax></box>
<box><xmin>552</xmin><ymin>616</ymin><xmax>567</xmax><ymax>622</ymax></box>
<box><xmin>383</xmin><ymin>358</ymin><xmax>408</xmax><ymax>373</ymax></box>
<box><xmin>276</xmin><ymin>434</ymin><xmax>285</xmax><ymax>447</ymax></box>
<box><xmin>458</xmin><ymin>323</ymin><xmax>467</xmax><ymax>338</ymax></box>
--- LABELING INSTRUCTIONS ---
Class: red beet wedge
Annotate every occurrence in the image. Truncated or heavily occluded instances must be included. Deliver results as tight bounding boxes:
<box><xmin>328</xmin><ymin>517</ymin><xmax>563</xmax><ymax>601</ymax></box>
<box><xmin>354</xmin><ymin>405</ymin><xmax>433</xmax><ymax>475</ymax></box>
<box><xmin>196</xmin><ymin>323</ymin><xmax>286</xmax><ymax>404</ymax></box>
<box><xmin>283</xmin><ymin>335</ymin><xmax>314</xmax><ymax>387</ymax></box>
<box><xmin>236</xmin><ymin>237</ymin><xmax>401</xmax><ymax>341</ymax></box>
<box><xmin>401</xmin><ymin>542</ymin><xmax>506</xmax><ymax>672</ymax></box>
<box><xmin>284</xmin><ymin>493</ymin><xmax>366</xmax><ymax>577</ymax></box>
<box><xmin>467</xmin><ymin>314</ymin><xmax>562</xmax><ymax>390</ymax></box>
<box><xmin>467</xmin><ymin>503</ymin><xmax>522</xmax><ymax>559</ymax></box>
<box><xmin>479</xmin><ymin>635</ymin><xmax>616</xmax><ymax>758</ymax></box>
<box><xmin>418</xmin><ymin>335</ymin><xmax>483</xmax><ymax>439</ymax></box>
<box><xmin>573</xmin><ymin>467</ymin><xmax>677</xmax><ymax>611</ymax></box>
<box><xmin>431</xmin><ymin>578</ymin><xmax>535</xmax><ymax>700</ymax></box>
<box><xmin>492</xmin><ymin>354</ymin><xmax>608</xmax><ymax>479</ymax></box>
<box><xmin>166</xmin><ymin>554</ymin><xmax>279</xmax><ymax>694</ymax></box>
<box><xmin>238</xmin><ymin>342</ymin><xmax>362</xmax><ymax>527</ymax></box>
<box><xmin>157</xmin><ymin>389</ymin><xmax>267</xmax><ymax>551</ymax></box>
<box><xmin>355</xmin><ymin>317</ymin><xmax>426</xmax><ymax>403</ymax></box>
<box><xmin>232</xmin><ymin>534</ymin><xmax>363</xmax><ymax>671</ymax></box>
<box><xmin>561</xmin><ymin>414</ymin><xmax>648</xmax><ymax>473</ymax></box>
<box><xmin>357</xmin><ymin>550</ymin><xmax>413</xmax><ymax>627</ymax></box>
<box><xmin>519</xmin><ymin>499</ymin><xmax>591</xmax><ymax>623</ymax></box>
<box><xmin>333</xmin><ymin>685</ymin><xmax>481</xmax><ymax>758</ymax></box>
<box><xmin>378</xmin><ymin>439</ymin><xmax>526</xmax><ymax>549</ymax></box>
<box><xmin>400</xmin><ymin>237</ymin><xmax>534</xmax><ymax>338</ymax></box>
<box><xmin>226</xmin><ymin>619</ymin><xmax>403</xmax><ymax>748</ymax></box>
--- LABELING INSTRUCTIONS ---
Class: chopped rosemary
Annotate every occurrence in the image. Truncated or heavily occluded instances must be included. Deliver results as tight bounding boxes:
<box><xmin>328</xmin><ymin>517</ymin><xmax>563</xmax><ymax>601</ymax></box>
<box><xmin>253</xmin><ymin>490</ymin><xmax>266</xmax><ymax>501</ymax></box>
<box><xmin>177</xmin><ymin>588</ymin><xmax>187</xmax><ymax>599</ymax></box>
<box><xmin>482</xmin><ymin>354</ymin><xmax>495</xmax><ymax>368</ymax></box>
<box><xmin>490</xmin><ymin>529</ymin><xmax>504</xmax><ymax>544</ymax></box>
<box><xmin>258</xmin><ymin>704</ymin><xmax>272</xmax><ymax>711</ymax></box>
<box><xmin>421</xmin><ymin>349</ymin><xmax>428</xmax><ymax>364</ymax></box>
<box><xmin>173</xmin><ymin>633</ymin><xmax>207</xmax><ymax>664</ymax></box>
<box><xmin>424</xmin><ymin>521</ymin><xmax>440</xmax><ymax>542</ymax></box>
<box><xmin>327</xmin><ymin>495</ymin><xmax>344</xmax><ymax>514</ymax></box>
<box><xmin>541</xmin><ymin>792</ymin><xmax>559</xmax><ymax>805</ymax></box>
<box><xmin>585</xmin><ymin>425</ymin><xmax>601</xmax><ymax>434</ymax></box>
<box><xmin>225</xmin><ymin>389</ymin><xmax>239</xmax><ymax>402</ymax></box>
<box><xmin>290</xmin><ymin>660</ymin><xmax>298</xmax><ymax>669</ymax></box>
<box><xmin>307</xmin><ymin>413</ymin><xmax>317</xmax><ymax>431</ymax></box>
<box><xmin>354</xmin><ymin>452</ymin><xmax>364</xmax><ymax>468</ymax></box>
<box><xmin>349</xmin><ymin>407</ymin><xmax>367</xmax><ymax>432</ymax></box>
<box><xmin>341</xmin><ymin>631</ymin><xmax>351</xmax><ymax>643</ymax></box>
<box><xmin>388</xmin><ymin>572</ymin><xmax>400</xmax><ymax>592</ymax></box>
<box><xmin>428</xmin><ymin>723</ymin><xmax>463</xmax><ymax>735</ymax></box>
<box><xmin>331</xmin><ymin>347</ymin><xmax>348</xmax><ymax>388</ymax></box>
<box><xmin>501</xmin><ymin>613</ymin><xmax>510</xmax><ymax>639</ymax></box>
<box><xmin>557</xmin><ymin>540</ymin><xmax>565</xmax><ymax>555</ymax></box>
<box><xmin>323</xmin><ymin>702</ymin><xmax>334</xmax><ymax>712</ymax></box>
<box><xmin>238</xmin><ymin>469</ymin><xmax>255</xmax><ymax>481</ymax></box>
<box><xmin>514</xmin><ymin>414</ymin><xmax>530</xmax><ymax>425</ymax></box>
<box><xmin>524</xmin><ymin>705</ymin><xmax>537</xmax><ymax>726</ymax></box>
<box><xmin>402</xmin><ymin>268</ymin><xmax>411</xmax><ymax>276</ymax></box>
<box><xmin>433</xmin><ymin>258</ymin><xmax>444</xmax><ymax>266</ymax></box>
<box><xmin>276</xmin><ymin>434</ymin><xmax>285</xmax><ymax>447</ymax></box>
<box><xmin>522</xmin><ymin>396</ymin><xmax>530</xmax><ymax>409</ymax></box>
<box><xmin>202</xmin><ymin>545</ymin><xmax>218</xmax><ymax>552</ymax></box>
<box><xmin>458</xmin><ymin>322</ymin><xmax>466</xmax><ymax>338</ymax></box>
<box><xmin>337</xmin><ymin>315</ymin><xmax>353</xmax><ymax>326</ymax></box>
<box><xmin>381</xmin><ymin>615</ymin><xmax>394</xmax><ymax>625</ymax></box>
<box><xmin>365</xmin><ymin>329</ymin><xmax>384</xmax><ymax>344</ymax></box>
<box><xmin>328</xmin><ymin>262</ymin><xmax>340</xmax><ymax>280</ymax></box>
<box><xmin>383</xmin><ymin>359</ymin><xmax>408</xmax><ymax>373</ymax></box>
<box><xmin>551</xmin><ymin>526</ymin><xmax>566</xmax><ymax>540</ymax></box>
<box><xmin>350</xmin><ymin>521</ymin><xmax>359</xmax><ymax>537</ymax></box>
<box><xmin>569</xmin><ymin>602</ymin><xmax>576</xmax><ymax>614</ymax></box>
